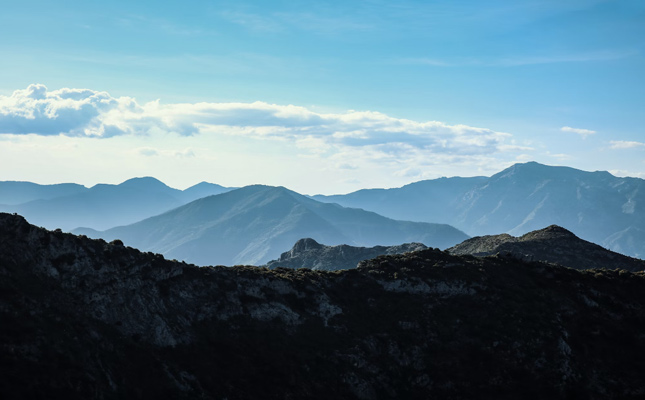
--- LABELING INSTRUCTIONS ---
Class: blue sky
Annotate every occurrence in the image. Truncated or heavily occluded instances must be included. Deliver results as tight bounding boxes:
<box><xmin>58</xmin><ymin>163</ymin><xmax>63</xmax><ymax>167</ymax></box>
<box><xmin>0</xmin><ymin>0</ymin><xmax>643</xmax><ymax>193</ymax></box>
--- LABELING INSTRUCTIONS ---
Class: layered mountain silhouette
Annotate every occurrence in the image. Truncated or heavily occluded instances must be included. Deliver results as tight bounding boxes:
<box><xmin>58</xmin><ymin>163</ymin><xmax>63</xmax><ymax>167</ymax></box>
<box><xmin>0</xmin><ymin>178</ymin><xmax>231</xmax><ymax>231</ymax></box>
<box><xmin>314</xmin><ymin>162</ymin><xmax>645</xmax><ymax>258</ymax></box>
<box><xmin>448</xmin><ymin>225</ymin><xmax>645</xmax><ymax>272</ymax></box>
<box><xmin>0</xmin><ymin>181</ymin><xmax>86</xmax><ymax>205</ymax></box>
<box><xmin>264</xmin><ymin>238</ymin><xmax>427</xmax><ymax>271</ymax></box>
<box><xmin>5</xmin><ymin>161</ymin><xmax>645</xmax><ymax>260</ymax></box>
<box><xmin>313</xmin><ymin>175</ymin><xmax>488</xmax><ymax>225</ymax></box>
<box><xmin>84</xmin><ymin>185</ymin><xmax>468</xmax><ymax>266</ymax></box>
<box><xmin>3</xmin><ymin>213</ymin><xmax>645</xmax><ymax>399</ymax></box>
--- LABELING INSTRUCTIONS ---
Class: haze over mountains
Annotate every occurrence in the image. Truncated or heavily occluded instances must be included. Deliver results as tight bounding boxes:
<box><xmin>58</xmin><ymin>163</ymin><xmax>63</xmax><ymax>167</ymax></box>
<box><xmin>315</xmin><ymin>162</ymin><xmax>645</xmax><ymax>258</ymax></box>
<box><xmin>2</xmin><ymin>161</ymin><xmax>644</xmax><ymax>264</ymax></box>
<box><xmin>0</xmin><ymin>178</ymin><xmax>232</xmax><ymax>231</ymax></box>
<box><xmin>83</xmin><ymin>185</ymin><xmax>467</xmax><ymax>266</ymax></box>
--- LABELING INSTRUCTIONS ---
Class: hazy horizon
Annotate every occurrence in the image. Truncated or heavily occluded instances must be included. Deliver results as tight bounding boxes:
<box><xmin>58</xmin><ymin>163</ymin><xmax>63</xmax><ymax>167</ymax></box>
<box><xmin>1</xmin><ymin>1</ymin><xmax>643</xmax><ymax>194</ymax></box>
<box><xmin>0</xmin><ymin>160</ymin><xmax>641</xmax><ymax>196</ymax></box>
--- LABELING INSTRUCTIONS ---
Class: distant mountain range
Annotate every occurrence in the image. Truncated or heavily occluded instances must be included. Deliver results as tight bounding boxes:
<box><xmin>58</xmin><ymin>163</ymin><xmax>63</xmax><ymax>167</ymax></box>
<box><xmin>314</xmin><ymin>162</ymin><xmax>645</xmax><ymax>258</ymax></box>
<box><xmin>4</xmin><ymin>161</ymin><xmax>645</xmax><ymax>261</ymax></box>
<box><xmin>80</xmin><ymin>185</ymin><xmax>468</xmax><ymax>266</ymax></box>
<box><xmin>264</xmin><ymin>238</ymin><xmax>427</xmax><ymax>271</ymax></box>
<box><xmin>3</xmin><ymin>213</ymin><xmax>645</xmax><ymax>399</ymax></box>
<box><xmin>448</xmin><ymin>225</ymin><xmax>645</xmax><ymax>272</ymax></box>
<box><xmin>0</xmin><ymin>178</ymin><xmax>232</xmax><ymax>231</ymax></box>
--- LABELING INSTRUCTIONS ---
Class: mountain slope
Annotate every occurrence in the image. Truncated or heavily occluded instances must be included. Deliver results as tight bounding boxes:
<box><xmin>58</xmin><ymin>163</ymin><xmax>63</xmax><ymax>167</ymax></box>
<box><xmin>1</xmin><ymin>177</ymin><xmax>233</xmax><ymax>231</ymax></box>
<box><xmin>264</xmin><ymin>238</ymin><xmax>428</xmax><ymax>271</ymax></box>
<box><xmin>9</xmin><ymin>177</ymin><xmax>183</xmax><ymax>231</ymax></box>
<box><xmin>179</xmin><ymin>181</ymin><xmax>232</xmax><ymax>203</ymax></box>
<box><xmin>314</xmin><ymin>162</ymin><xmax>645</xmax><ymax>258</ymax></box>
<box><xmin>448</xmin><ymin>225</ymin><xmax>645</xmax><ymax>272</ymax></box>
<box><xmin>2</xmin><ymin>213</ymin><xmax>645</xmax><ymax>399</ymax></box>
<box><xmin>0</xmin><ymin>181</ymin><xmax>86</xmax><ymax>205</ymax></box>
<box><xmin>95</xmin><ymin>185</ymin><xmax>468</xmax><ymax>266</ymax></box>
<box><xmin>313</xmin><ymin>176</ymin><xmax>487</xmax><ymax>224</ymax></box>
<box><xmin>602</xmin><ymin>226</ymin><xmax>645</xmax><ymax>259</ymax></box>
<box><xmin>451</xmin><ymin>162</ymin><xmax>640</xmax><ymax>240</ymax></box>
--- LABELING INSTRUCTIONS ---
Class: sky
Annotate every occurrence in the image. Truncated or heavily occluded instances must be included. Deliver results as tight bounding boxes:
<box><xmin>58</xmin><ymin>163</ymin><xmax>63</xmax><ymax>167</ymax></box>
<box><xmin>0</xmin><ymin>0</ymin><xmax>644</xmax><ymax>194</ymax></box>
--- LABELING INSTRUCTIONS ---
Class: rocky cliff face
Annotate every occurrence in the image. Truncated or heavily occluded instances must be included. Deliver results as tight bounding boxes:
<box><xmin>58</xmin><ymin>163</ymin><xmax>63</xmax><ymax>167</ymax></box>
<box><xmin>2</xmin><ymin>213</ymin><xmax>645</xmax><ymax>399</ymax></box>
<box><xmin>448</xmin><ymin>225</ymin><xmax>645</xmax><ymax>272</ymax></box>
<box><xmin>264</xmin><ymin>238</ymin><xmax>428</xmax><ymax>270</ymax></box>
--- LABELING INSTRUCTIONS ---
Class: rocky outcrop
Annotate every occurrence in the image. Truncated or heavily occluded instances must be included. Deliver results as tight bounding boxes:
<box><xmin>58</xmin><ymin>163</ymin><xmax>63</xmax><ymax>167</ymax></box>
<box><xmin>448</xmin><ymin>225</ymin><xmax>645</xmax><ymax>271</ymax></box>
<box><xmin>264</xmin><ymin>238</ymin><xmax>428</xmax><ymax>270</ymax></box>
<box><xmin>2</xmin><ymin>213</ymin><xmax>645</xmax><ymax>399</ymax></box>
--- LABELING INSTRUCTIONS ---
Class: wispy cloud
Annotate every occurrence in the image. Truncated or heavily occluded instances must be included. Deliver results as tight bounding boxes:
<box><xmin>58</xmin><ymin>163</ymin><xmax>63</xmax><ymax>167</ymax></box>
<box><xmin>219</xmin><ymin>9</ymin><xmax>373</xmax><ymax>35</ymax></box>
<box><xmin>609</xmin><ymin>169</ymin><xmax>645</xmax><ymax>179</ymax></box>
<box><xmin>496</xmin><ymin>50</ymin><xmax>637</xmax><ymax>67</ymax></box>
<box><xmin>397</xmin><ymin>49</ymin><xmax>637</xmax><ymax>68</ymax></box>
<box><xmin>219</xmin><ymin>11</ymin><xmax>285</xmax><ymax>33</ymax></box>
<box><xmin>609</xmin><ymin>140</ymin><xmax>645</xmax><ymax>150</ymax></box>
<box><xmin>561</xmin><ymin>126</ymin><xmax>596</xmax><ymax>138</ymax></box>
<box><xmin>116</xmin><ymin>14</ymin><xmax>206</xmax><ymax>36</ymax></box>
<box><xmin>545</xmin><ymin>152</ymin><xmax>574</xmax><ymax>161</ymax></box>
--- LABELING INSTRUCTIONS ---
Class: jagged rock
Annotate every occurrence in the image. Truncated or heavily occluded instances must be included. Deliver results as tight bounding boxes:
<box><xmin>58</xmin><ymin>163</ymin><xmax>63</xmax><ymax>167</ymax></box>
<box><xmin>264</xmin><ymin>238</ymin><xmax>428</xmax><ymax>270</ymax></box>
<box><xmin>2</xmin><ymin>213</ymin><xmax>645</xmax><ymax>399</ymax></box>
<box><xmin>447</xmin><ymin>225</ymin><xmax>645</xmax><ymax>271</ymax></box>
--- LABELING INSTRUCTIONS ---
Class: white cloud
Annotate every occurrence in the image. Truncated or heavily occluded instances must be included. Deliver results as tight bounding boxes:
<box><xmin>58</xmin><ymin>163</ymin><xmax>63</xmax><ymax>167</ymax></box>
<box><xmin>0</xmin><ymin>84</ymin><xmax>514</xmax><ymax>161</ymax></box>
<box><xmin>609</xmin><ymin>140</ymin><xmax>645</xmax><ymax>149</ymax></box>
<box><xmin>0</xmin><ymin>84</ymin><xmax>535</xmax><ymax>193</ymax></box>
<box><xmin>0</xmin><ymin>84</ymin><xmax>151</xmax><ymax>137</ymax></box>
<box><xmin>561</xmin><ymin>126</ymin><xmax>596</xmax><ymax>138</ymax></box>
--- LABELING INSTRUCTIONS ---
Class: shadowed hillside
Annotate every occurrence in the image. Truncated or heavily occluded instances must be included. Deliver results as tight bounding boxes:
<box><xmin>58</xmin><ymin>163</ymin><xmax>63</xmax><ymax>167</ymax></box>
<box><xmin>264</xmin><ymin>238</ymin><xmax>427</xmax><ymax>271</ymax></box>
<box><xmin>447</xmin><ymin>225</ymin><xmax>645</xmax><ymax>272</ymax></box>
<box><xmin>2</xmin><ymin>213</ymin><xmax>645</xmax><ymax>399</ymax></box>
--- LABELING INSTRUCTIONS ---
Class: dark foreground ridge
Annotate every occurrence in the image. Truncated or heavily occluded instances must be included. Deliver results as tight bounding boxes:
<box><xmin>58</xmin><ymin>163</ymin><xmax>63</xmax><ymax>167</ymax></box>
<box><xmin>2</xmin><ymin>213</ymin><xmax>645</xmax><ymax>399</ymax></box>
<box><xmin>448</xmin><ymin>225</ymin><xmax>645</xmax><ymax>272</ymax></box>
<box><xmin>264</xmin><ymin>238</ymin><xmax>428</xmax><ymax>270</ymax></box>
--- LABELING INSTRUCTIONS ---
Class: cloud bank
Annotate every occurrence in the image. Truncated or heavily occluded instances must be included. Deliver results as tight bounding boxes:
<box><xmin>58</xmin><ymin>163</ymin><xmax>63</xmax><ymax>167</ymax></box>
<box><xmin>0</xmin><ymin>84</ymin><xmax>512</xmax><ymax>159</ymax></box>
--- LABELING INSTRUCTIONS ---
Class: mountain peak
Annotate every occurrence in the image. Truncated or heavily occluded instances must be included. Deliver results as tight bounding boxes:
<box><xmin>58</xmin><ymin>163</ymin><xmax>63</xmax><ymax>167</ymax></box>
<box><xmin>118</xmin><ymin>176</ymin><xmax>171</xmax><ymax>190</ymax></box>
<box><xmin>185</xmin><ymin>181</ymin><xmax>221</xmax><ymax>189</ymax></box>
<box><xmin>520</xmin><ymin>224</ymin><xmax>577</xmax><ymax>241</ymax></box>
<box><xmin>448</xmin><ymin>225</ymin><xmax>645</xmax><ymax>271</ymax></box>
<box><xmin>291</xmin><ymin>238</ymin><xmax>324</xmax><ymax>253</ymax></box>
<box><xmin>494</xmin><ymin>161</ymin><xmax>552</xmax><ymax>179</ymax></box>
